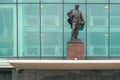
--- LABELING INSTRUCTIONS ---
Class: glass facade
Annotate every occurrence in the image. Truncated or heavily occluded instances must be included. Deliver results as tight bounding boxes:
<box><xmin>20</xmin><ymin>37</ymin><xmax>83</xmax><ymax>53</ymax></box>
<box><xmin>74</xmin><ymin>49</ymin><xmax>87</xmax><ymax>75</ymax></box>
<box><xmin>41</xmin><ymin>4</ymin><xmax>63</xmax><ymax>57</ymax></box>
<box><xmin>87</xmin><ymin>4</ymin><xmax>108</xmax><ymax>57</ymax></box>
<box><xmin>0</xmin><ymin>4</ymin><xmax>16</xmax><ymax>57</ymax></box>
<box><xmin>0</xmin><ymin>0</ymin><xmax>120</xmax><ymax>59</ymax></box>
<box><xmin>18</xmin><ymin>4</ymin><xmax>40</xmax><ymax>57</ymax></box>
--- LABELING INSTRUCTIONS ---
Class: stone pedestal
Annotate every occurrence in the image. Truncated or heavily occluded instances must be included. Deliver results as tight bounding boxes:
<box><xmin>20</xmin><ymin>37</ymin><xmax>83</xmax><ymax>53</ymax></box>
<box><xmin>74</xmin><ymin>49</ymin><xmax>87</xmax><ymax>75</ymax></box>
<box><xmin>66</xmin><ymin>39</ymin><xmax>84</xmax><ymax>60</ymax></box>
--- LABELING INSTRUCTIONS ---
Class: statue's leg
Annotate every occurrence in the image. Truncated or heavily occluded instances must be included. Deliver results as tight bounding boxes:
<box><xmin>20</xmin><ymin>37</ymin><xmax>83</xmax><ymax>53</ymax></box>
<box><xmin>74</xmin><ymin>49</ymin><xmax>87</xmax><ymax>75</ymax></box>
<box><xmin>71</xmin><ymin>23</ymin><xmax>76</xmax><ymax>40</ymax></box>
<box><xmin>74</xmin><ymin>25</ymin><xmax>79</xmax><ymax>39</ymax></box>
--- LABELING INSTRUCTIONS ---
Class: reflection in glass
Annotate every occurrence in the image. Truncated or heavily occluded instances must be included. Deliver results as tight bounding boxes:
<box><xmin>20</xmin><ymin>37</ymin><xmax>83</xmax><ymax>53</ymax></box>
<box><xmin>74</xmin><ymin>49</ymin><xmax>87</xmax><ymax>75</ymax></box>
<box><xmin>110</xmin><ymin>5</ymin><xmax>120</xmax><ymax>56</ymax></box>
<box><xmin>87</xmin><ymin>4</ymin><xmax>108</xmax><ymax>57</ymax></box>
<box><xmin>41</xmin><ymin>4</ymin><xmax>63</xmax><ymax>57</ymax></box>
<box><xmin>0</xmin><ymin>5</ymin><xmax>16</xmax><ymax>57</ymax></box>
<box><xmin>18</xmin><ymin>4</ymin><xmax>40</xmax><ymax>57</ymax></box>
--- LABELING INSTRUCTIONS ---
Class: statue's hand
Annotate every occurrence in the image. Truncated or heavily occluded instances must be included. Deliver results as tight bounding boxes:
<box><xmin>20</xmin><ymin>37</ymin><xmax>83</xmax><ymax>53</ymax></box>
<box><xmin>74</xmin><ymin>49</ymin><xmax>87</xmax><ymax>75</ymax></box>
<box><xmin>79</xmin><ymin>25</ymin><xmax>84</xmax><ymax>31</ymax></box>
<box><xmin>80</xmin><ymin>21</ymin><xmax>85</xmax><ymax>26</ymax></box>
<box><xmin>69</xmin><ymin>14</ymin><xmax>74</xmax><ymax>18</ymax></box>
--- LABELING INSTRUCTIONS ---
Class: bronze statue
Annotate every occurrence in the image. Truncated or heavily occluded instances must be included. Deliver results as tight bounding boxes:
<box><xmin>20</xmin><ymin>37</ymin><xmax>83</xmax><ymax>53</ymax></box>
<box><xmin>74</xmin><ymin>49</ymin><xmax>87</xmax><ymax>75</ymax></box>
<box><xmin>67</xmin><ymin>4</ymin><xmax>85</xmax><ymax>40</ymax></box>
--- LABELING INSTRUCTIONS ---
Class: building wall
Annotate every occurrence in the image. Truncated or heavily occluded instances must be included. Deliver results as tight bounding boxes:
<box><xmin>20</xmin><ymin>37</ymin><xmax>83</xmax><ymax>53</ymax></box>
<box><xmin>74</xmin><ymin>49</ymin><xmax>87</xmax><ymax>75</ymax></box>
<box><xmin>0</xmin><ymin>0</ymin><xmax>120</xmax><ymax>59</ymax></box>
<box><xmin>0</xmin><ymin>71</ymin><xmax>12</xmax><ymax>80</ymax></box>
<box><xmin>1</xmin><ymin>69</ymin><xmax>120</xmax><ymax>80</ymax></box>
<box><xmin>12</xmin><ymin>69</ymin><xmax>120</xmax><ymax>80</ymax></box>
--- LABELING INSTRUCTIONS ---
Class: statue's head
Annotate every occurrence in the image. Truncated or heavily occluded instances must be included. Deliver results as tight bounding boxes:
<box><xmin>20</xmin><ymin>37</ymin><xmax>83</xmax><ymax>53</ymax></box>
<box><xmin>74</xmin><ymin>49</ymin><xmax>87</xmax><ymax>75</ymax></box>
<box><xmin>75</xmin><ymin>4</ymin><xmax>79</xmax><ymax>9</ymax></box>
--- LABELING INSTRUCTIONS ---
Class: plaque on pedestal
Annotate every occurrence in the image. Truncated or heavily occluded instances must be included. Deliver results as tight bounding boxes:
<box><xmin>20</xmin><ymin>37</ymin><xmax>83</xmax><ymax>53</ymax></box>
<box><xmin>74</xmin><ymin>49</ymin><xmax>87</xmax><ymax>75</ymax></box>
<box><xmin>66</xmin><ymin>39</ymin><xmax>84</xmax><ymax>60</ymax></box>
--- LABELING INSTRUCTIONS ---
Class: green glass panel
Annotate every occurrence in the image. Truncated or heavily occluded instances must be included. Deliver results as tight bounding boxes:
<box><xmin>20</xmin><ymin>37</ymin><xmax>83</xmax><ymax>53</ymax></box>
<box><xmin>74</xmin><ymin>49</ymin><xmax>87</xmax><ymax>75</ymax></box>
<box><xmin>110</xmin><ymin>5</ymin><xmax>120</xmax><ymax>57</ymax></box>
<box><xmin>87</xmin><ymin>4</ymin><xmax>108</xmax><ymax>57</ymax></box>
<box><xmin>64</xmin><ymin>0</ymin><xmax>85</xmax><ymax>3</ymax></box>
<box><xmin>87</xmin><ymin>0</ymin><xmax>108</xmax><ymax>3</ymax></box>
<box><xmin>0</xmin><ymin>0</ymin><xmax>15</xmax><ymax>3</ymax></box>
<box><xmin>41</xmin><ymin>4</ymin><xmax>63</xmax><ymax>57</ymax></box>
<box><xmin>0</xmin><ymin>4</ymin><xmax>16</xmax><ymax>57</ymax></box>
<box><xmin>64</xmin><ymin>4</ymin><xmax>86</xmax><ymax>57</ymax></box>
<box><xmin>110</xmin><ymin>0</ymin><xmax>120</xmax><ymax>3</ymax></box>
<box><xmin>41</xmin><ymin>0</ymin><xmax>62</xmax><ymax>3</ymax></box>
<box><xmin>18</xmin><ymin>4</ymin><xmax>40</xmax><ymax>57</ymax></box>
<box><xmin>18</xmin><ymin>0</ymin><xmax>39</xmax><ymax>2</ymax></box>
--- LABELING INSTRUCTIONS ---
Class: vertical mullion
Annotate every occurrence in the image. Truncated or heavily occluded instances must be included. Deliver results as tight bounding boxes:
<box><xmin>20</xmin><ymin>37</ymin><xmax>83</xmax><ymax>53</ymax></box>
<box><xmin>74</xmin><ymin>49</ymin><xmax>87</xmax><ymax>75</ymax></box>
<box><xmin>62</xmin><ymin>0</ymin><xmax>64</xmax><ymax>60</ymax></box>
<box><xmin>85</xmin><ymin>0</ymin><xmax>87</xmax><ymax>59</ymax></box>
<box><xmin>108</xmin><ymin>0</ymin><xmax>110</xmax><ymax>59</ymax></box>
<box><xmin>39</xmin><ymin>0</ymin><xmax>41</xmax><ymax>59</ymax></box>
<box><xmin>16</xmin><ymin>0</ymin><xmax>18</xmax><ymax>59</ymax></box>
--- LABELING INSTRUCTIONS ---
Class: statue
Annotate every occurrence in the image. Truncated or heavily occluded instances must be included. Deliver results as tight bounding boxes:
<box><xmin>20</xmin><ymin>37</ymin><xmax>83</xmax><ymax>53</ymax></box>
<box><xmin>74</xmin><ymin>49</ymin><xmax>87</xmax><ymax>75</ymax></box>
<box><xmin>67</xmin><ymin>4</ymin><xmax>85</xmax><ymax>40</ymax></box>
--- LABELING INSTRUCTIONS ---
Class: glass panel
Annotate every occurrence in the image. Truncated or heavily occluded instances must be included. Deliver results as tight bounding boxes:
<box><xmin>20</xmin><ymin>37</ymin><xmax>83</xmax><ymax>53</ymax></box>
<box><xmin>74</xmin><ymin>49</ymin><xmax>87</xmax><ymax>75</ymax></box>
<box><xmin>64</xmin><ymin>4</ymin><xmax>86</xmax><ymax>57</ymax></box>
<box><xmin>41</xmin><ymin>0</ymin><xmax>62</xmax><ymax>3</ymax></box>
<box><xmin>87</xmin><ymin>0</ymin><xmax>108</xmax><ymax>3</ymax></box>
<box><xmin>0</xmin><ymin>4</ymin><xmax>16</xmax><ymax>57</ymax></box>
<box><xmin>41</xmin><ymin>4</ymin><xmax>63</xmax><ymax>58</ymax></box>
<box><xmin>64</xmin><ymin>0</ymin><xmax>85</xmax><ymax>3</ymax></box>
<box><xmin>18</xmin><ymin>4</ymin><xmax>40</xmax><ymax>57</ymax></box>
<box><xmin>87</xmin><ymin>4</ymin><xmax>108</xmax><ymax>57</ymax></box>
<box><xmin>110</xmin><ymin>5</ymin><xmax>120</xmax><ymax>57</ymax></box>
<box><xmin>18</xmin><ymin>0</ymin><xmax>39</xmax><ymax>2</ymax></box>
<box><xmin>0</xmin><ymin>0</ymin><xmax>15</xmax><ymax>3</ymax></box>
<box><xmin>110</xmin><ymin>0</ymin><xmax>120</xmax><ymax>3</ymax></box>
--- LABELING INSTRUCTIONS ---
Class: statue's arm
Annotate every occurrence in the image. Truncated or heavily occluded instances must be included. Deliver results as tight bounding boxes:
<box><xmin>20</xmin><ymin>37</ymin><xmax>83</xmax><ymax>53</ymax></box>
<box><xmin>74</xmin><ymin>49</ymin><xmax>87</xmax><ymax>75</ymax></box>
<box><xmin>67</xmin><ymin>10</ymin><xmax>73</xmax><ymax>18</ymax></box>
<box><xmin>80</xmin><ymin>12</ymin><xmax>85</xmax><ymax>26</ymax></box>
<box><xmin>80</xmin><ymin>12</ymin><xmax>84</xmax><ymax>22</ymax></box>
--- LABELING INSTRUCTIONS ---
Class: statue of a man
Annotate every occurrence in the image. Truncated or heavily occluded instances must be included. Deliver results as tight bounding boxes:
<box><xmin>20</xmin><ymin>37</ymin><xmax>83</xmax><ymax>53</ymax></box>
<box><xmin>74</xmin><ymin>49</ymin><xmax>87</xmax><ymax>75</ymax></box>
<box><xmin>67</xmin><ymin>4</ymin><xmax>85</xmax><ymax>40</ymax></box>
